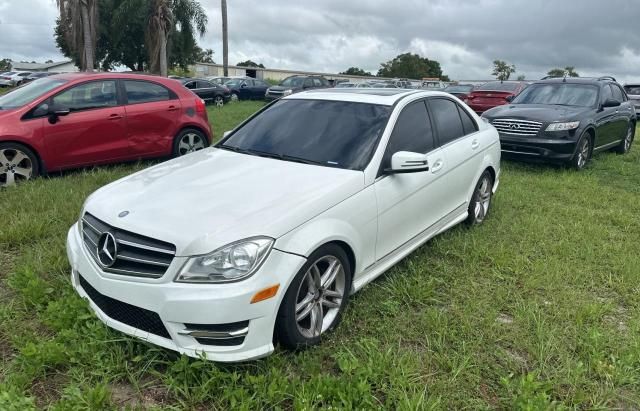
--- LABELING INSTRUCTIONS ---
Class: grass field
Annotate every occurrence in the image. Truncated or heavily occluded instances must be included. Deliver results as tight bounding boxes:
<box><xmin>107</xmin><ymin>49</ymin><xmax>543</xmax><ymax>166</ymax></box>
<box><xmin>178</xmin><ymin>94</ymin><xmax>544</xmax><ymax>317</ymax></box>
<box><xmin>0</xmin><ymin>87</ymin><xmax>11</xmax><ymax>95</ymax></box>
<box><xmin>1</xmin><ymin>101</ymin><xmax>639</xmax><ymax>409</ymax></box>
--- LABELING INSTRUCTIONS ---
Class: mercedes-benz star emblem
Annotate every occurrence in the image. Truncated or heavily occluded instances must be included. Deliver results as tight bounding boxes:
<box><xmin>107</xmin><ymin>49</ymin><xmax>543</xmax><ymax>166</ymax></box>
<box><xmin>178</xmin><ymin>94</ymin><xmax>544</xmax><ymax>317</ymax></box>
<box><xmin>97</xmin><ymin>232</ymin><xmax>118</xmax><ymax>268</ymax></box>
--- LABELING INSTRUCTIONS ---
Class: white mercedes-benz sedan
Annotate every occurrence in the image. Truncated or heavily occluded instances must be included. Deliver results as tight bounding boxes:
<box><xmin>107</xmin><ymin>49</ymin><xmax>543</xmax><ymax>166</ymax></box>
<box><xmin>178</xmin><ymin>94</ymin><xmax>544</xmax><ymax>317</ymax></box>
<box><xmin>67</xmin><ymin>89</ymin><xmax>501</xmax><ymax>362</ymax></box>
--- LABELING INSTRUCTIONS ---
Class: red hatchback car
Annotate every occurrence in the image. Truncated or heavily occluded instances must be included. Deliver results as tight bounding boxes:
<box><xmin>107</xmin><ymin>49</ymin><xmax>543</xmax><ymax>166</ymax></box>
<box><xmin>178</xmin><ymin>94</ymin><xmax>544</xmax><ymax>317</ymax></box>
<box><xmin>0</xmin><ymin>73</ymin><xmax>212</xmax><ymax>187</ymax></box>
<box><xmin>465</xmin><ymin>81</ymin><xmax>529</xmax><ymax>115</ymax></box>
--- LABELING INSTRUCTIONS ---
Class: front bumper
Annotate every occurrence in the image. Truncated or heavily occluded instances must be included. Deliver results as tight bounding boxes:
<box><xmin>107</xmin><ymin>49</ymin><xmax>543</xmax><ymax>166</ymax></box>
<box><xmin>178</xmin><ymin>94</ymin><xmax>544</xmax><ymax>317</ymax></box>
<box><xmin>499</xmin><ymin>132</ymin><xmax>578</xmax><ymax>161</ymax></box>
<box><xmin>67</xmin><ymin>223</ymin><xmax>306</xmax><ymax>362</ymax></box>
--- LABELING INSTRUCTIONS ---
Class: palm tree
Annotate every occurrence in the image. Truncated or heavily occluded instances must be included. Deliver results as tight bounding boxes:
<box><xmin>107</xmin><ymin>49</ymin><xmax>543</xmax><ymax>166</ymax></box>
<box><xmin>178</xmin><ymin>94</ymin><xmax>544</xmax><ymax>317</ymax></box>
<box><xmin>56</xmin><ymin>0</ymin><xmax>98</xmax><ymax>71</ymax></box>
<box><xmin>221</xmin><ymin>0</ymin><xmax>228</xmax><ymax>76</ymax></box>
<box><xmin>146</xmin><ymin>0</ymin><xmax>172</xmax><ymax>76</ymax></box>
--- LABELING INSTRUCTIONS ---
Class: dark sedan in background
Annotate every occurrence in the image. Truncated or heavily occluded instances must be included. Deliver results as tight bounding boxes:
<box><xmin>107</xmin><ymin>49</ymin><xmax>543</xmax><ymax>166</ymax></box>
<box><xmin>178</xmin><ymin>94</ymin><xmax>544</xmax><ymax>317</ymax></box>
<box><xmin>482</xmin><ymin>77</ymin><xmax>635</xmax><ymax>170</ymax></box>
<box><xmin>265</xmin><ymin>75</ymin><xmax>330</xmax><ymax>101</ymax></box>
<box><xmin>225</xmin><ymin>77</ymin><xmax>270</xmax><ymax>101</ymax></box>
<box><xmin>179</xmin><ymin>78</ymin><xmax>231</xmax><ymax>106</ymax></box>
<box><xmin>443</xmin><ymin>84</ymin><xmax>474</xmax><ymax>100</ymax></box>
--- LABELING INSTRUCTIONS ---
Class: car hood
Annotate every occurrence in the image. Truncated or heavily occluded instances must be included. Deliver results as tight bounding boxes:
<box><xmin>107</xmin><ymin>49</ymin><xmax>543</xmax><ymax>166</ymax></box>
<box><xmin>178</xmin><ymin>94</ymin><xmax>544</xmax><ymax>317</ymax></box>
<box><xmin>482</xmin><ymin>104</ymin><xmax>590</xmax><ymax>123</ymax></box>
<box><xmin>84</xmin><ymin>148</ymin><xmax>365</xmax><ymax>256</ymax></box>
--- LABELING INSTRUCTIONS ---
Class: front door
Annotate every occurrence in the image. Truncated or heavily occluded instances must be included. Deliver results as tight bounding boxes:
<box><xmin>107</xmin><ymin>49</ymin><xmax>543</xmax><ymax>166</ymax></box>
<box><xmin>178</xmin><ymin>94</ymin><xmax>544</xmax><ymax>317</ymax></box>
<box><xmin>374</xmin><ymin>100</ymin><xmax>449</xmax><ymax>260</ymax></box>
<box><xmin>44</xmin><ymin>80</ymin><xmax>130</xmax><ymax>168</ymax></box>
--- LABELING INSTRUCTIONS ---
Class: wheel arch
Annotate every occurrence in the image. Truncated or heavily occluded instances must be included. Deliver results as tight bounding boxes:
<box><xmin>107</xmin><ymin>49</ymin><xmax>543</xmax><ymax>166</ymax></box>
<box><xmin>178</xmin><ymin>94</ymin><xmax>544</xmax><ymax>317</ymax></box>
<box><xmin>175</xmin><ymin>125</ymin><xmax>212</xmax><ymax>146</ymax></box>
<box><xmin>0</xmin><ymin>139</ymin><xmax>47</xmax><ymax>173</ymax></box>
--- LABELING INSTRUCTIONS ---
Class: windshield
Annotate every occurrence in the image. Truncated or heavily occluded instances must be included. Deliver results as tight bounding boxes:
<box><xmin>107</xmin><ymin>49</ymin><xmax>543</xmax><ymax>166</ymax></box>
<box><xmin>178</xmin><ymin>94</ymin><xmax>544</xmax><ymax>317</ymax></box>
<box><xmin>0</xmin><ymin>77</ymin><xmax>67</xmax><ymax>109</ymax></box>
<box><xmin>445</xmin><ymin>85</ymin><xmax>473</xmax><ymax>93</ymax></box>
<box><xmin>477</xmin><ymin>82</ymin><xmax>519</xmax><ymax>91</ymax></box>
<box><xmin>280</xmin><ymin>77</ymin><xmax>305</xmax><ymax>88</ymax></box>
<box><xmin>220</xmin><ymin>99</ymin><xmax>392</xmax><ymax>170</ymax></box>
<box><xmin>624</xmin><ymin>85</ymin><xmax>640</xmax><ymax>95</ymax></box>
<box><xmin>512</xmin><ymin>83</ymin><xmax>599</xmax><ymax>107</ymax></box>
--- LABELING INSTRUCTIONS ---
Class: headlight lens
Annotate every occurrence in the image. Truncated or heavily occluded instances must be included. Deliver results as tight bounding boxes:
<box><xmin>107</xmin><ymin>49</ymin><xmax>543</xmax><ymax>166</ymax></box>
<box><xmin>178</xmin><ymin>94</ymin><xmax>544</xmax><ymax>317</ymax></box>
<box><xmin>176</xmin><ymin>237</ymin><xmax>274</xmax><ymax>283</ymax></box>
<box><xmin>283</xmin><ymin>89</ymin><xmax>293</xmax><ymax>96</ymax></box>
<box><xmin>546</xmin><ymin>121</ymin><xmax>580</xmax><ymax>132</ymax></box>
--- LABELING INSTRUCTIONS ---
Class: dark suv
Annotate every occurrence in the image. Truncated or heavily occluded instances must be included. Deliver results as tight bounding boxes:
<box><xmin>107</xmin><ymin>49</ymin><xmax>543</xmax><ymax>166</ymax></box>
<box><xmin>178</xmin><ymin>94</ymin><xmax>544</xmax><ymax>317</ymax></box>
<box><xmin>482</xmin><ymin>77</ymin><xmax>636</xmax><ymax>170</ymax></box>
<box><xmin>265</xmin><ymin>75</ymin><xmax>330</xmax><ymax>101</ymax></box>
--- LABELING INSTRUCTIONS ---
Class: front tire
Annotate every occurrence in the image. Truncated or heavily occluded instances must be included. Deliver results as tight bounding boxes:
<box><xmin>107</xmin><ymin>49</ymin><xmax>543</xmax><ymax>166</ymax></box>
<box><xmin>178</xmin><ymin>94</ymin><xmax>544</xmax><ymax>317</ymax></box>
<box><xmin>466</xmin><ymin>170</ymin><xmax>493</xmax><ymax>225</ymax></box>
<box><xmin>276</xmin><ymin>244</ymin><xmax>352</xmax><ymax>349</ymax></box>
<box><xmin>615</xmin><ymin>123</ymin><xmax>635</xmax><ymax>154</ymax></box>
<box><xmin>571</xmin><ymin>132</ymin><xmax>592</xmax><ymax>170</ymax></box>
<box><xmin>172</xmin><ymin>129</ymin><xmax>208</xmax><ymax>157</ymax></box>
<box><xmin>230</xmin><ymin>93</ymin><xmax>239</xmax><ymax>102</ymax></box>
<box><xmin>214</xmin><ymin>95</ymin><xmax>224</xmax><ymax>107</ymax></box>
<box><xmin>0</xmin><ymin>142</ymin><xmax>39</xmax><ymax>188</ymax></box>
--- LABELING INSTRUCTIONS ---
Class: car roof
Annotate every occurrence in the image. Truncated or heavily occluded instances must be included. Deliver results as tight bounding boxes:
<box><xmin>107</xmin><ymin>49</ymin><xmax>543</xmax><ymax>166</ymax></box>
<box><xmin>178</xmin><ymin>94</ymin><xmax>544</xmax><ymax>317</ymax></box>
<box><xmin>283</xmin><ymin>89</ymin><xmax>452</xmax><ymax>106</ymax></box>
<box><xmin>535</xmin><ymin>77</ymin><xmax>614</xmax><ymax>85</ymax></box>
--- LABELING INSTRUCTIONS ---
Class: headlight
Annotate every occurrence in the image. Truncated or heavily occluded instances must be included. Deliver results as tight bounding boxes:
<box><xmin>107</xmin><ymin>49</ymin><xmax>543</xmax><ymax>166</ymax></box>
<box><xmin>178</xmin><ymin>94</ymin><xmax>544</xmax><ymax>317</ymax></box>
<box><xmin>283</xmin><ymin>89</ymin><xmax>293</xmax><ymax>96</ymax></box>
<box><xmin>176</xmin><ymin>237</ymin><xmax>274</xmax><ymax>283</ymax></box>
<box><xmin>546</xmin><ymin>121</ymin><xmax>580</xmax><ymax>132</ymax></box>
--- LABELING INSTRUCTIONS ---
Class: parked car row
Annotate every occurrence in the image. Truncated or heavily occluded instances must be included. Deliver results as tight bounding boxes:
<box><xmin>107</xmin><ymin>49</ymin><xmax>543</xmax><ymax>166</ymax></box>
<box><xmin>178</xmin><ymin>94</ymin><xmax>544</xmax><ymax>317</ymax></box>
<box><xmin>0</xmin><ymin>71</ymin><xmax>34</xmax><ymax>87</ymax></box>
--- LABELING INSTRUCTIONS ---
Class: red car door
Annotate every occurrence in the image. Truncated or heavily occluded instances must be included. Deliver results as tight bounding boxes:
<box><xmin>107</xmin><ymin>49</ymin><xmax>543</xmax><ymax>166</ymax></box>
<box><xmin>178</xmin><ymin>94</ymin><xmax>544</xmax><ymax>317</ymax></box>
<box><xmin>43</xmin><ymin>80</ymin><xmax>130</xmax><ymax>169</ymax></box>
<box><xmin>122</xmin><ymin>80</ymin><xmax>181</xmax><ymax>156</ymax></box>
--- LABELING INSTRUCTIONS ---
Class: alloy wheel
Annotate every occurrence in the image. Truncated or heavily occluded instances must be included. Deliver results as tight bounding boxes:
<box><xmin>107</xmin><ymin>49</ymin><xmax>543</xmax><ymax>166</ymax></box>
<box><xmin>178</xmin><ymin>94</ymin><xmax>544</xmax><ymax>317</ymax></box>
<box><xmin>0</xmin><ymin>148</ymin><xmax>33</xmax><ymax>187</ymax></box>
<box><xmin>577</xmin><ymin>138</ymin><xmax>590</xmax><ymax>169</ymax></box>
<box><xmin>624</xmin><ymin>127</ymin><xmax>633</xmax><ymax>152</ymax></box>
<box><xmin>214</xmin><ymin>96</ymin><xmax>224</xmax><ymax>107</ymax></box>
<box><xmin>230</xmin><ymin>93</ymin><xmax>239</xmax><ymax>102</ymax></box>
<box><xmin>177</xmin><ymin>133</ymin><xmax>206</xmax><ymax>156</ymax></box>
<box><xmin>473</xmin><ymin>175</ymin><xmax>492</xmax><ymax>223</ymax></box>
<box><xmin>294</xmin><ymin>255</ymin><xmax>346</xmax><ymax>339</ymax></box>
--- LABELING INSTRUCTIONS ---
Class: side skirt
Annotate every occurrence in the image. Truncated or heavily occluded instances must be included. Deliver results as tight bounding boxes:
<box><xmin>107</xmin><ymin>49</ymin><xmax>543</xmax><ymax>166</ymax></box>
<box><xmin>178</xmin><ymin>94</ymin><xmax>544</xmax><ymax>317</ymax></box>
<box><xmin>351</xmin><ymin>203</ymin><xmax>468</xmax><ymax>293</ymax></box>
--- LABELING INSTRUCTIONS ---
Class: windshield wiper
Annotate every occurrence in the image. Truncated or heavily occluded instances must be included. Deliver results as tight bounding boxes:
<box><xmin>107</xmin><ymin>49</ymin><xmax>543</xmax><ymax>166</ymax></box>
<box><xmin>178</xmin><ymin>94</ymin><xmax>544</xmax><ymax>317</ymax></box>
<box><xmin>218</xmin><ymin>145</ymin><xmax>324</xmax><ymax>166</ymax></box>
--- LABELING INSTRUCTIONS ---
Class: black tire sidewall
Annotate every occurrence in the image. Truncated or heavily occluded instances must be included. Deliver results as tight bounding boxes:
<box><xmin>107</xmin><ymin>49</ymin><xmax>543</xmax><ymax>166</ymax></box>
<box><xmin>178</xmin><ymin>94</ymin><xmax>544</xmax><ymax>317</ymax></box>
<box><xmin>275</xmin><ymin>244</ymin><xmax>352</xmax><ymax>349</ymax></box>
<box><xmin>0</xmin><ymin>142</ymin><xmax>40</xmax><ymax>180</ymax></box>
<box><xmin>572</xmin><ymin>132</ymin><xmax>592</xmax><ymax>170</ymax></box>
<box><xmin>466</xmin><ymin>170</ymin><xmax>493</xmax><ymax>226</ymax></box>
<box><xmin>172</xmin><ymin>129</ymin><xmax>208</xmax><ymax>157</ymax></box>
<box><xmin>616</xmin><ymin>123</ymin><xmax>635</xmax><ymax>154</ymax></box>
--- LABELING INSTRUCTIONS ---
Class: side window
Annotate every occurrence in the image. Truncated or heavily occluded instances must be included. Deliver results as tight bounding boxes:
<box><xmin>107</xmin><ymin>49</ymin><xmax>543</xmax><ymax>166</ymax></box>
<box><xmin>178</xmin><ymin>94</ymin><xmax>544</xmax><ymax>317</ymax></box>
<box><xmin>304</xmin><ymin>78</ymin><xmax>314</xmax><ymax>88</ymax></box>
<box><xmin>313</xmin><ymin>78</ymin><xmax>323</xmax><ymax>87</ymax></box>
<box><xmin>197</xmin><ymin>80</ymin><xmax>212</xmax><ymax>89</ymax></box>
<box><xmin>457</xmin><ymin>105</ymin><xmax>478</xmax><ymax>135</ymax></box>
<box><xmin>244</xmin><ymin>80</ymin><xmax>254</xmax><ymax>87</ymax></box>
<box><xmin>429</xmin><ymin>98</ymin><xmax>465</xmax><ymax>145</ymax></box>
<box><xmin>600</xmin><ymin>84</ymin><xmax>613</xmax><ymax>103</ymax></box>
<box><xmin>611</xmin><ymin>84</ymin><xmax>625</xmax><ymax>102</ymax></box>
<box><xmin>124</xmin><ymin>80</ymin><xmax>171</xmax><ymax>104</ymax></box>
<box><xmin>184</xmin><ymin>81</ymin><xmax>197</xmax><ymax>90</ymax></box>
<box><xmin>382</xmin><ymin>101</ymin><xmax>435</xmax><ymax>169</ymax></box>
<box><xmin>51</xmin><ymin>80</ymin><xmax>117</xmax><ymax>112</ymax></box>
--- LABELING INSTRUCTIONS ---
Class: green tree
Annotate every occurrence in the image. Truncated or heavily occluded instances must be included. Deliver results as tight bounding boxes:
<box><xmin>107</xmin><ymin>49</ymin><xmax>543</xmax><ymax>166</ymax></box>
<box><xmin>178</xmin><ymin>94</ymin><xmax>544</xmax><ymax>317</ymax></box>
<box><xmin>547</xmin><ymin>66</ymin><xmax>579</xmax><ymax>78</ymax></box>
<box><xmin>196</xmin><ymin>47</ymin><xmax>215</xmax><ymax>64</ymax></box>
<box><xmin>492</xmin><ymin>60</ymin><xmax>516</xmax><ymax>81</ymax></box>
<box><xmin>377</xmin><ymin>53</ymin><xmax>446</xmax><ymax>80</ymax></box>
<box><xmin>340</xmin><ymin>67</ymin><xmax>372</xmax><ymax>76</ymax></box>
<box><xmin>516</xmin><ymin>74</ymin><xmax>526</xmax><ymax>81</ymax></box>
<box><xmin>56</xmin><ymin>0</ymin><xmax>98</xmax><ymax>71</ymax></box>
<box><xmin>237</xmin><ymin>60</ymin><xmax>265</xmax><ymax>68</ymax></box>
<box><xmin>0</xmin><ymin>58</ymin><xmax>11</xmax><ymax>71</ymax></box>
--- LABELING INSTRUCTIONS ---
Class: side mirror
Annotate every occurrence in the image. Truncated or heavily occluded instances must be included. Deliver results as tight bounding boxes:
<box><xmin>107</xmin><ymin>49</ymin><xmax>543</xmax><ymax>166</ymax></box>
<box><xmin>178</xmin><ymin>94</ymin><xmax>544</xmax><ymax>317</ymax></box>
<box><xmin>386</xmin><ymin>151</ymin><xmax>429</xmax><ymax>174</ymax></box>
<box><xmin>47</xmin><ymin>105</ymin><xmax>70</xmax><ymax>124</ymax></box>
<box><xmin>240</xmin><ymin>83</ymin><xmax>247</xmax><ymax>88</ymax></box>
<box><xmin>601</xmin><ymin>98</ymin><xmax>621</xmax><ymax>108</ymax></box>
<box><xmin>505</xmin><ymin>95</ymin><xmax>514</xmax><ymax>102</ymax></box>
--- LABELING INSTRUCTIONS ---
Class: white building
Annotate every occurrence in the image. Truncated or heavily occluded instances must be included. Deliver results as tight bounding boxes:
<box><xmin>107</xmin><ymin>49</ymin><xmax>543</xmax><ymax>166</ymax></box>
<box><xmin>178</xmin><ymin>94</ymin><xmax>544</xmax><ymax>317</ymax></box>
<box><xmin>10</xmin><ymin>60</ymin><xmax>79</xmax><ymax>73</ymax></box>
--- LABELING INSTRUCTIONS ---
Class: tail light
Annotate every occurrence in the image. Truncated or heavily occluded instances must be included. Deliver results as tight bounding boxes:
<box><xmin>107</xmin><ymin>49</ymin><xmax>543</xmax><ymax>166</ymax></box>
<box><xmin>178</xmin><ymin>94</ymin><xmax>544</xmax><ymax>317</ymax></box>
<box><xmin>466</xmin><ymin>95</ymin><xmax>475</xmax><ymax>100</ymax></box>
<box><xmin>195</xmin><ymin>98</ymin><xmax>206</xmax><ymax>114</ymax></box>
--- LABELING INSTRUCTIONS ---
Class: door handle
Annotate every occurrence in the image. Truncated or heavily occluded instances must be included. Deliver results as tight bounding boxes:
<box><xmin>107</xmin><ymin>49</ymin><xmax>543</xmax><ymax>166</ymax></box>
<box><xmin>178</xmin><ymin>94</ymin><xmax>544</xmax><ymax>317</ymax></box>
<box><xmin>471</xmin><ymin>139</ymin><xmax>480</xmax><ymax>149</ymax></box>
<box><xmin>167</xmin><ymin>106</ymin><xmax>179</xmax><ymax>112</ymax></box>
<box><xmin>431</xmin><ymin>159</ymin><xmax>444</xmax><ymax>173</ymax></box>
<box><xmin>108</xmin><ymin>114</ymin><xmax>123</xmax><ymax>120</ymax></box>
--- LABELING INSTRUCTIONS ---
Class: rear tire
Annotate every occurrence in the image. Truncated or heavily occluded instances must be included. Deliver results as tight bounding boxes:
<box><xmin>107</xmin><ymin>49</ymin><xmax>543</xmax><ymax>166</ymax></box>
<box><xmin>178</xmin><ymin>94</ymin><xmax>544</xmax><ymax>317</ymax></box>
<box><xmin>570</xmin><ymin>132</ymin><xmax>592</xmax><ymax>170</ymax></box>
<box><xmin>466</xmin><ymin>170</ymin><xmax>493</xmax><ymax>226</ymax></box>
<box><xmin>0</xmin><ymin>142</ymin><xmax>39</xmax><ymax>188</ymax></box>
<box><xmin>230</xmin><ymin>93</ymin><xmax>239</xmax><ymax>102</ymax></box>
<box><xmin>615</xmin><ymin>123</ymin><xmax>634</xmax><ymax>154</ymax></box>
<box><xmin>275</xmin><ymin>244</ymin><xmax>351</xmax><ymax>350</ymax></box>
<box><xmin>172</xmin><ymin>129</ymin><xmax>208</xmax><ymax>157</ymax></box>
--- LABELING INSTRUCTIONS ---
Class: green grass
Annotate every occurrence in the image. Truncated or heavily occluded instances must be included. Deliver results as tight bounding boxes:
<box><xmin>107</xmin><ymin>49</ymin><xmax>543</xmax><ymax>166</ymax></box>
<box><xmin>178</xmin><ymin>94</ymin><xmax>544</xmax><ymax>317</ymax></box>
<box><xmin>0</xmin><ymin>87</ymin><xmax>11</xmax><ymax>95</ymax></box>
<box><xmin>0</xmin><ymin>105</ymin><xmax>639</xmax><ymax>409</ymax></box>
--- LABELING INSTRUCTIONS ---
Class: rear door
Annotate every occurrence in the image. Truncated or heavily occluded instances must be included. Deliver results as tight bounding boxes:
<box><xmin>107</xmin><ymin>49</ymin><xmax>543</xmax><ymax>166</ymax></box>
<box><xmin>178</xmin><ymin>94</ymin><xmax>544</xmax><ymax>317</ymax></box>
<box><xmin>239</xmin><ymin>79</ymin><xmax>254</xmax><ymax>99</ymax></box>
<box><xmin>427</xmin><ymin>97</ymin><xmax>484</xmax><ymax>210</ymax></box>
<box><xmin>122</xmin><ymin>79</ymin><xmax>181</xmax><ymax>157</ymax></box>
<box><xmin>610</xmin><ymin>83</ymin><xmax>633</xmax><ymax>139</ymax></box>
<box><xmin>43</xmin><ymin>79</ymin><xmax>130</xmax><ymax>168</ymax></box>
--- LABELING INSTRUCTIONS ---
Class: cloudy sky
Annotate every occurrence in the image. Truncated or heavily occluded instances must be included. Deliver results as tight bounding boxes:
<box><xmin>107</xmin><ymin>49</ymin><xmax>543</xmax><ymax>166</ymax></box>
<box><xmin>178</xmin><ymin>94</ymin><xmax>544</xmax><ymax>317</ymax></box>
<box><xmin>1</xmin><ymin>0</ymin><xmax>639</xmax><ymax>82</ymax></box>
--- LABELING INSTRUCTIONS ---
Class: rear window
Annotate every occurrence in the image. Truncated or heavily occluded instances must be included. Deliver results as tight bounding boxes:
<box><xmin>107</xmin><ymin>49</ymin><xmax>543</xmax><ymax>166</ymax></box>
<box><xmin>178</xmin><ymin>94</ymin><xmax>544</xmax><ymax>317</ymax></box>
<box><xmin>624</xmin><ymin>85</ymin><xmax>640</xmax><ymax>95</ymax></box>
<box><xmin>477</xmin><ymin>82</ymin><xmax>519</xmax><ymax>92</ymax></box>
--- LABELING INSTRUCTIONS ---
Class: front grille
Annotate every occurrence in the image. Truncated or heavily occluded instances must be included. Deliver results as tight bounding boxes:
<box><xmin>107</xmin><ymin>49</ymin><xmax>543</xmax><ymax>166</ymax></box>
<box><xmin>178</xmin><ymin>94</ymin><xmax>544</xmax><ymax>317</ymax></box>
<box><xmin>79</xmin><ymin>275</ymin><xmax>171</xmax><ymax>339</ymax></box>
<box><xmin>492</xmin><ymin>118</ymin><xmax>543</xmax><ymax>136</ymax></box>
<box><xmin>81</xmin><ymin>213</ymin><xmax>176</xmax><ymax>279</ymax></box>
